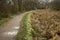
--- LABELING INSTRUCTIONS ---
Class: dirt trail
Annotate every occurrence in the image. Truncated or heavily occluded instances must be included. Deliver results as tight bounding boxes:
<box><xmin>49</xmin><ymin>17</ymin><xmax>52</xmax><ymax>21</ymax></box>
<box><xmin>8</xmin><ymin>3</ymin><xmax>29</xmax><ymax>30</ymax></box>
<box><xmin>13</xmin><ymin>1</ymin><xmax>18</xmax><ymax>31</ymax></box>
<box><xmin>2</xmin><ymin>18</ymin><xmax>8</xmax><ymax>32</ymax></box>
<box><xmin>0</xmin><ymin>13</ymin><xmax>25</xmax><ymax>40</ymax></box>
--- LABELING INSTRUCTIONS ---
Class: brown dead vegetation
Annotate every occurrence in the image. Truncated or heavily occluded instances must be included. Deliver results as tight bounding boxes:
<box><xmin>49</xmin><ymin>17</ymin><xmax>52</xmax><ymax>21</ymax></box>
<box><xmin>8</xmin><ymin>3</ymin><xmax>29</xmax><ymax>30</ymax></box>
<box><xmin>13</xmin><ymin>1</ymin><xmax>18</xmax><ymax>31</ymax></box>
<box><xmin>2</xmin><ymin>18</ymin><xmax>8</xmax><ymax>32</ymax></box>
<box><xmin>30</xmin><ymin>9</ymin><xmax>60</xmax><ymax>40</ymax></box>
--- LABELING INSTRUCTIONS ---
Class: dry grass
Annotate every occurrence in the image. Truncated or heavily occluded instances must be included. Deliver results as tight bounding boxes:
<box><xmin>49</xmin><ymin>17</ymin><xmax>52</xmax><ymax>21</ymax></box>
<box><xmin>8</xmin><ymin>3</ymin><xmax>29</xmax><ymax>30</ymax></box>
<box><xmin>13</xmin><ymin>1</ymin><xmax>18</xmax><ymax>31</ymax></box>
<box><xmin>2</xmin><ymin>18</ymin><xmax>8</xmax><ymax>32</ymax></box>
<box><xmin>30</xmin><ymin>9</ymin><xmax>60</xmax><ymax>40</ymax></box>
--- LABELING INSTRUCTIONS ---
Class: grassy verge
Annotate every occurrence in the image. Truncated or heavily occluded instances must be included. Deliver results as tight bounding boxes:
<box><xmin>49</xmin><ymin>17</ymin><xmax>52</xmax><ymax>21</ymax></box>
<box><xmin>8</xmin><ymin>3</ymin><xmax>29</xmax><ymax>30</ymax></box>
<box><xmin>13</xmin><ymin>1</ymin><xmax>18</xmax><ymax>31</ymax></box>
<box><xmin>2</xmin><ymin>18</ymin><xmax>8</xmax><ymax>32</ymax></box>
<box><xmin>17</xmin><ymin>9</ymin><xmax>60</xmax><ymax>40</ymax></box>
<box><xmin>0</xmin><ymin>17</ymin><xmax>11</xmax><ymax>25</ymax></box>
<box><xmin>16</xmin><ymin>12</ymin><xmax>33</xmax><ymax>40</ymax></box>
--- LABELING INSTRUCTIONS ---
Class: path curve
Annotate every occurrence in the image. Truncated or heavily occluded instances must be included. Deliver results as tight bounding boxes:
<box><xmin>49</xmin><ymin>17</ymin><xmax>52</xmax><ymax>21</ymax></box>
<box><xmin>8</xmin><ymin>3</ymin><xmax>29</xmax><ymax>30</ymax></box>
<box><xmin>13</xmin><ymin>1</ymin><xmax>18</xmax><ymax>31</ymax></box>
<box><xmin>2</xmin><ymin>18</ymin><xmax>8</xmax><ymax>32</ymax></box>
<box><xmin>0</xmin><ymin>13</ymin><xmax>25</xmax><ymax>40</ymax></box>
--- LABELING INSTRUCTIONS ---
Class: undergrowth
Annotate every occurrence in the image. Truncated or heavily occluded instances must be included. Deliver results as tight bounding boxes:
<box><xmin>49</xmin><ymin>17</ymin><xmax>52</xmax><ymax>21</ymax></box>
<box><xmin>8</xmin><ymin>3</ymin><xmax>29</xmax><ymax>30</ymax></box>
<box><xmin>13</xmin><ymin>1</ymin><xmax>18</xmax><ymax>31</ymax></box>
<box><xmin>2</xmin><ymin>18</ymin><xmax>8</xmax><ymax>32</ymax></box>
<box><xmin>30</xmin><ymin>9</ymin><xmax>60</xmax><ymax>40</ymax></box>
<box><xmin>0</xmin><ymin>17</ymin><xmax>10</xmax><ymax>25</ymax></box>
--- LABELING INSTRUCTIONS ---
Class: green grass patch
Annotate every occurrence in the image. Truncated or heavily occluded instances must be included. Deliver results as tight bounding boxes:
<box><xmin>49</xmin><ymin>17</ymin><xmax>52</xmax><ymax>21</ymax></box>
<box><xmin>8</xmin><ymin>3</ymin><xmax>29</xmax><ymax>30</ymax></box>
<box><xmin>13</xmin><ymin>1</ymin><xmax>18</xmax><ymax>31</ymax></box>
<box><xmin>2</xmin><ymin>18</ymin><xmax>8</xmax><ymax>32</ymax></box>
<box><xmin>16</xmin><ymin>12</ymin><xmax>33</xmax><ymax>40</ymax></box>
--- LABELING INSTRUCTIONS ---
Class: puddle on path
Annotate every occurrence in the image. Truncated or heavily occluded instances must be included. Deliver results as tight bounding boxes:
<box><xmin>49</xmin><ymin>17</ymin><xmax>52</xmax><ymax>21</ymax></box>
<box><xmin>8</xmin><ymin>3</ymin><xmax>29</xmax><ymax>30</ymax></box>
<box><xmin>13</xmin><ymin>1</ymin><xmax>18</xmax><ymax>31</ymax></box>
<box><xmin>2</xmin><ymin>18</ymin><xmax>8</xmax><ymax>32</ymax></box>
<box><xmin>3</xmin><ymin>26</ymin><xmax>20</xmax><ymax>36</ymax></box>
<box><xmin>14</xmin><ymin>26</ymin><xmax>20</xmax><ymax>30</ymax></box>
<box><xmin>4</xmin><ymin>31</ymin><xmax>17</xmax><ymax>36</ymax></box>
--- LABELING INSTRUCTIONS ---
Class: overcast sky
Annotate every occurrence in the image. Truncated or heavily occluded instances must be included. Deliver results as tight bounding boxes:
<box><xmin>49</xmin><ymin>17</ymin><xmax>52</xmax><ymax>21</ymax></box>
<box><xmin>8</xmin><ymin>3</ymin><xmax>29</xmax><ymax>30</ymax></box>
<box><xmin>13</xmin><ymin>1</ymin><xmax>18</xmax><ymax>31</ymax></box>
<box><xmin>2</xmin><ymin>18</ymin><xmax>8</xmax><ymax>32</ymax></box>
<box><xmin>38</xmin><ymin>0</ymin><xmax>53</xmax><ymax>2</ymax></box>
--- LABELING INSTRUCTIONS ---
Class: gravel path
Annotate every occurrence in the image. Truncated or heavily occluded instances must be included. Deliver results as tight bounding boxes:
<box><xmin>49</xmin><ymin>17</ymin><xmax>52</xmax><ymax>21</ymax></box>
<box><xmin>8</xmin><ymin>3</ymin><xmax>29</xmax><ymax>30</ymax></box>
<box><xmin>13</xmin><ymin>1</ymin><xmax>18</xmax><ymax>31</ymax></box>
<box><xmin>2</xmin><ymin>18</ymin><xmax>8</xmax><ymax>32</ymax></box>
<box><xmin>0</xmin><ymin>13</ymin><xmax>25</xmax><ymax>40</ymax></box>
